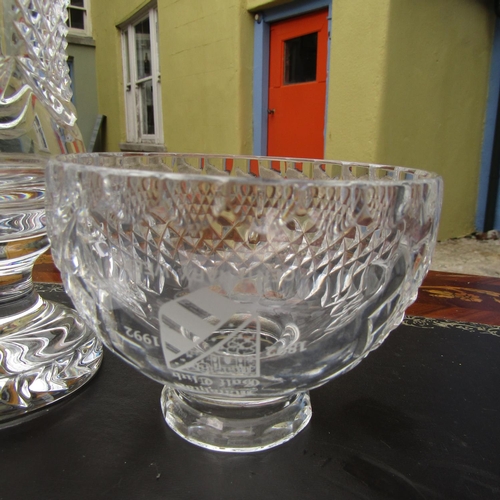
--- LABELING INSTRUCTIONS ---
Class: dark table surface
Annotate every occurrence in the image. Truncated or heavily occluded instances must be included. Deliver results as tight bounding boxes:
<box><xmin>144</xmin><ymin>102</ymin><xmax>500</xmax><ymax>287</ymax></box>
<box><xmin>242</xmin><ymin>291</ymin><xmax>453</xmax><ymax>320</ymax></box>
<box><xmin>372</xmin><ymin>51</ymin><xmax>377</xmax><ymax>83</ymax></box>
<box><xmin>1</xmin><ymin>285</ymin><xmax>500</xmax><ymax>500</ymax></box>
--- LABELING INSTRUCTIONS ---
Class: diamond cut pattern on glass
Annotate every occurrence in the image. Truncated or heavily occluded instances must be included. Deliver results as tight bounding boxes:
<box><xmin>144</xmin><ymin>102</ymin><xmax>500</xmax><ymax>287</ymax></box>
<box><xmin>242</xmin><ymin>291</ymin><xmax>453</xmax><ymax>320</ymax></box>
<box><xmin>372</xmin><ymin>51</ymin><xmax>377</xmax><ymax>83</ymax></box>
<box><xmin>47</xmin><ymin>155</ymin><xmax>442</xmax><ymax>393</ymax></box>
<box><xmin>1</xmin><ymin>0</ymin><xmax>76</xmax><ymax>126</ymax></box>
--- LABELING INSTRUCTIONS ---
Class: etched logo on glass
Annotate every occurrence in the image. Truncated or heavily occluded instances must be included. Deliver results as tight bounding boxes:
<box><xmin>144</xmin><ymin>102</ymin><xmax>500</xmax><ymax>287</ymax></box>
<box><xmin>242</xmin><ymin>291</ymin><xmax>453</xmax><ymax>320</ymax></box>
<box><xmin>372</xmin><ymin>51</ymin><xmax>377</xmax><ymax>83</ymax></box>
<box><xmin>159</xmin><ymin>288</ymin><xmax>261</xmax><ymax>377</ymax></box>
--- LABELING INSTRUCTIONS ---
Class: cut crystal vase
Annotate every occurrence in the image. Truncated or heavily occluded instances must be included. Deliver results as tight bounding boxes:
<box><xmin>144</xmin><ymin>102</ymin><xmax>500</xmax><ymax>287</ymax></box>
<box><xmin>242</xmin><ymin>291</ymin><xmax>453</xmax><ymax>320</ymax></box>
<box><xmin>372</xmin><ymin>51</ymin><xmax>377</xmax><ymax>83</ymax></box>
<box><xmin>0</xmin><ymin>0</ymin><xmax>102</xmax><ymax>424</ymax></box>
<box><xmin>47</xmin><ymin>153</ymin><xmax>443</xmax><ymax>452</ymax></box>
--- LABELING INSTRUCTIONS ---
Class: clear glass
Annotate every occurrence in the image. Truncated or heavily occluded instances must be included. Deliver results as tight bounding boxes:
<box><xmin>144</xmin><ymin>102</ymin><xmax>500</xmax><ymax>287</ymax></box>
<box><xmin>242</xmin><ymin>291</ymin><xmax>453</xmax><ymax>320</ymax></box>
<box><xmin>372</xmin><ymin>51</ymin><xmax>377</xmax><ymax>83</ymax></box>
<box><xmin>0</xmin><ymin>0</ymin><xmax>102</xmax><ymax>424</ymax></box>
<box><xmin>0</xmin><ymin>0</ymin><xmax>85</xmax><ymax>153</ymax></box>
<box><xmin>47</xmin><ymin>153</ymin><xmax>443</xmax><ymax>452</ymax></box>
<box><xmin>140</xmin><ymin>80</ymin><xmax>155</xmax><ymax>135</ymax></box>
<box><xmin>135</xmin><ymin>17</ymin><xmax>152</xmax><ymax>80</ymax></box>
<box><xmin>284</xmin><ymin>32</ymin><xmax>318</xmax><ymax>85</ymax></box>
<box><xmin>0</xmin><ymin>156</ymin><xmax>102</xmax><ymax>425</ymax></box>
<box><xmin>67</xmin><ymin>7</ymin><xmax>85</xmax><ymax>30</ymax></box>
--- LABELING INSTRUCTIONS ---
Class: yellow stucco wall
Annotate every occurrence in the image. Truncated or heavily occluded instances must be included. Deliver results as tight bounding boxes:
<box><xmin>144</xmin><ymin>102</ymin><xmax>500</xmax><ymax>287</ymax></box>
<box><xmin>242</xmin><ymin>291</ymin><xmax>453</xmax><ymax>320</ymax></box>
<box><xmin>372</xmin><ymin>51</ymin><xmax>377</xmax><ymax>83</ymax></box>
<box><xmin>91</xmin><ymin>0</ymin><xmax>129</xmax><ymax>152</ymax></box>
<box><xmin>159</xmin><ymin>0</ymin><xmax>254</xmax><ymax>154</ymax></box>
<box><xmin>325</xmin><ymin>1</ymin><xmax>392</xmax><ymax>162</ymax></box>
<box><xmin>92</xmin><ymin>0</ymin><xmax>495</xmax><ymax>239</ymax></box>
<box><xmin>375</xmin><ymin>0</ymin><xmax>494</xmax><ymax>240</ymax></box>
<box><xmin>325</xmin><ymin>0</ymin><xmax>494</xmax><ymax>239</ymax></box>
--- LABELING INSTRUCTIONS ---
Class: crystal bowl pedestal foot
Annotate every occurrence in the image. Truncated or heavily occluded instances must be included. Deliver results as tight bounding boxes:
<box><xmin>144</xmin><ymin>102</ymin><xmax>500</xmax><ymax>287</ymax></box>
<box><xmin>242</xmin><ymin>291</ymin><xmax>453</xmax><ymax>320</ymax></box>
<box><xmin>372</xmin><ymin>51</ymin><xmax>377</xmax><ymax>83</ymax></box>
<box><xmin>161</xmin><ymin>388</ymin><xmax>312</xmax><ymax>452</ymax></box>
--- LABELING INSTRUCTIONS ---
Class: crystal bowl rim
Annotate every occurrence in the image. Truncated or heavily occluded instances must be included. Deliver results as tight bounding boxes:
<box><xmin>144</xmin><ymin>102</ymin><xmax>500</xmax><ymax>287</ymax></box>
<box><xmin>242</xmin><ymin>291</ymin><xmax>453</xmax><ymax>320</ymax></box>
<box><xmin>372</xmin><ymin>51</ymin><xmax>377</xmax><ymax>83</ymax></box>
<box><xmin>51</xmin><ymin>153</ymin><xmax>442</xmax><ymax>188</ymax></box>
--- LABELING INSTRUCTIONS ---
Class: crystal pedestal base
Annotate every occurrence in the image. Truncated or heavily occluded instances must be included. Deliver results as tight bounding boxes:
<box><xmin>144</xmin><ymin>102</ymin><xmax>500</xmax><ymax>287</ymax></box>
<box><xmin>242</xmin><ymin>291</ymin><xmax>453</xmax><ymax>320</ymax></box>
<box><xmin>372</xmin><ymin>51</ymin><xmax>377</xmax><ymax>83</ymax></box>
<box><xmin>161</xmin><ymin>388</ymin><xmax>312</xmax><ymax>452</ymax></box>
<box><xmin>0</xmin><ymin>291</ymin><xmax>103</xmax><ymax>426</ymax></box>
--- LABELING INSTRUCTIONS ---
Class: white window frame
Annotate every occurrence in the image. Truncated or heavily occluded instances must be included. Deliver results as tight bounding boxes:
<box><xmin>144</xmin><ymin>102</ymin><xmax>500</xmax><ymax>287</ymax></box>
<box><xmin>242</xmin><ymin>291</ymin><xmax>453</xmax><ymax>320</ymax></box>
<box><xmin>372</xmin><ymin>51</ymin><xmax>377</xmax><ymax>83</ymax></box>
<box><xmin>67</xmin><ymin>0</ymin><xmax>92</xmax><ymax>37</ymax></box>
<box><xmin>120</xmin><ymin>7</ymin><xmax>164</xmax><ymax>148</ymax></box>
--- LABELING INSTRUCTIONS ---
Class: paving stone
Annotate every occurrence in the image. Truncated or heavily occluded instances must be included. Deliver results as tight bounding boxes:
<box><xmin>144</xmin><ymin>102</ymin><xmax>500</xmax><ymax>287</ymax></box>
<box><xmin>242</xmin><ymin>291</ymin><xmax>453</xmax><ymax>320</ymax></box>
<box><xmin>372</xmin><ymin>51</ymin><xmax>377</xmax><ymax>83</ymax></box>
<box><xmin>430</xmin><ymin>236</ymin><xmax>500</xmax><ymax>277</ymax></box>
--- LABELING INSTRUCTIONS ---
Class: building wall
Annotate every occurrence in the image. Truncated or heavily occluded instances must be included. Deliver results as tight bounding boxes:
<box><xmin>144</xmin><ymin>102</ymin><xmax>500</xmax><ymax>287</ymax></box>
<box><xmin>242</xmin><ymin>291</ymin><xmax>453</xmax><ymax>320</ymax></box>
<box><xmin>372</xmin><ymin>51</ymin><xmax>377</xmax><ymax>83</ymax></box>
<box><xmin>92</xmin><ymin>0</ymin><xmax>254</xmax><ymax>154</ymax></box>
<box><xmin>159</xmin><ymin>0</ymin><xmax>254</xmax><ymax>154</ymax></box>
<box><xmin>255</xmin><ymin>0</ymin><xmax>496</xmax><ymax>240</ymax></box>
<box><xmin>377</xmin><ymin>1</ymin><xmax>494</xmax><ymax>240</ymax></box>
<box><xmin>92</xmin><ymin>0</ymin><xmax>496</xmax><ymax>240</ymax></box>
<box><xmin>67</xmin><ymin>41</ymin><xmax>99</xmax><ymax>150</ymax></box>
<box><xmin>91</xmin><ymin>0</ymin><xmax>129</xmax><ymax>152</ymax></box>
<box><xmin>327</xmin><ymin>0</ymin><xmax>494</xmax><ymax>240</ymax></box>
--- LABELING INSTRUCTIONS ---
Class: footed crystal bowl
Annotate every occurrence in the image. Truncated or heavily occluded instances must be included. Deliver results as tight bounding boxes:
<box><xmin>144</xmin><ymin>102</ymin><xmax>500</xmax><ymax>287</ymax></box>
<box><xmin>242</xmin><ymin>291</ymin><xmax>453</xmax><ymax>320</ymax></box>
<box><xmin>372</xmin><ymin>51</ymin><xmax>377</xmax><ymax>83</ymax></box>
<box><xmin>46</xmin><ymin>153</ymin><xmax>442</xmax><ymax>452</ymax></box>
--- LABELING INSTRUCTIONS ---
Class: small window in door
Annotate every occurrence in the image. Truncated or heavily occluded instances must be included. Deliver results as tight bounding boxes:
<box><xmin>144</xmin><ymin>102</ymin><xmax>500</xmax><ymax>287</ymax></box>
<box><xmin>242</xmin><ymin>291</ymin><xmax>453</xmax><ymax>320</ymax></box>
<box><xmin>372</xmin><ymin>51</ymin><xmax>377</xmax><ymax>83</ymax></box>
<box><xmin>284</xmin><ymin>32</ymin><xmax>318</xmax><ymax>85</ymax></box>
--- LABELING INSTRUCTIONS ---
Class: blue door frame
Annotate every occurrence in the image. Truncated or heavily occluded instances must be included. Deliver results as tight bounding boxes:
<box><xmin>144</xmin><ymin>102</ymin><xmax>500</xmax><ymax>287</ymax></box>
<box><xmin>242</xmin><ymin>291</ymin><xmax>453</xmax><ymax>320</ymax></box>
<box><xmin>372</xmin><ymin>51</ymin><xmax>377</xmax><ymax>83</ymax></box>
<box><xmin>252</xmin><ymin>0</ymin><xmax>332</xmax><ymax>156</ymax></box>
<box><xmin>476</xmin><ymin>17</ymin><xmax>500</xmax><ymax>231</ymax></box>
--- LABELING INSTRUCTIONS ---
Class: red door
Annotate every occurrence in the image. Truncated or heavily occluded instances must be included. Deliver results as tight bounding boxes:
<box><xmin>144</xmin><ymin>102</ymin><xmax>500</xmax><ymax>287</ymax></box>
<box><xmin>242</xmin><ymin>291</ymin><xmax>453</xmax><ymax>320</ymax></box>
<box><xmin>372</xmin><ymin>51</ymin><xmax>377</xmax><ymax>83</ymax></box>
<box><xmin>267</xmin><ymin>9</ymin><xmax>328</xmax><ymax>159</ymax></box>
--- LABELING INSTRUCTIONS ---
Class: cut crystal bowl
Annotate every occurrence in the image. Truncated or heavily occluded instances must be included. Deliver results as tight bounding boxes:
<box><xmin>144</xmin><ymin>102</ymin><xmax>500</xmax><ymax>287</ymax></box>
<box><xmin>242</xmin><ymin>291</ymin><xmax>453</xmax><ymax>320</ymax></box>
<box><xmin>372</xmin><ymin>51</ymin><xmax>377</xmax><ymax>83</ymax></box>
<box><xmin>46</xmin><ymin>153</ymin><xmax>443</xmax><ymax>452</ymax></box>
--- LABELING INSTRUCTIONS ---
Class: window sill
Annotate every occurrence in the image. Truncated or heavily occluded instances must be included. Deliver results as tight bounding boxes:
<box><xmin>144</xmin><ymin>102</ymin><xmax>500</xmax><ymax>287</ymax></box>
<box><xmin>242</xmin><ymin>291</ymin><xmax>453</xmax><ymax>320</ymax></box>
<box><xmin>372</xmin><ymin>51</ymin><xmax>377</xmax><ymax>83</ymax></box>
<box><xmin>67</xmin><ymin>34</ymin><xmax>96</xmax><ymax>47</ymax></box>
<box><xmin>119</xmin><ymin>142</ymin><xmax>167</xmax><ymax>152</ymax></box>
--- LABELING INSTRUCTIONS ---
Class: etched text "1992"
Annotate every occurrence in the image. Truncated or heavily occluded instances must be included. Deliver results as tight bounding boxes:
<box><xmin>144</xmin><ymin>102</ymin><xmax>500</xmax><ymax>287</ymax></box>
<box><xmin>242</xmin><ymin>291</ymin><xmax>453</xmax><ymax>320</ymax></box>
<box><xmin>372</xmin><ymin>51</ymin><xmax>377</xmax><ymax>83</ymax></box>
<box><xmin>123</xmin><ymin>326</ymin><xmax>161</xmax><ymax>347</ymax></box>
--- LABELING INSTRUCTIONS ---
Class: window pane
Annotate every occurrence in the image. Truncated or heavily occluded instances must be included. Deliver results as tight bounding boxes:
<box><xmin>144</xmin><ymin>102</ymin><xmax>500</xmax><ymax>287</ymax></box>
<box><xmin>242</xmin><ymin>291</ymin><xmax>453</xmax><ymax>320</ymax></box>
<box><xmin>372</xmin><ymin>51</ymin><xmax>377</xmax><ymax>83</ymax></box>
<box><xmin>135</xmin><ymin>18</ymin><xmax>152</xmax><ymax>80</ymax></box>
<box><xmin>284</xmin><ymin>32</ymin><xmax>318</xmax><ymax>85</ymax></box>
<box><xmin>68</xmin><ymin>8</ymin><xmax>85</xmax><ymax>30</ymax></box>
<box><xmin>70</xmin><ymin>0</ymin><xmax>85</xmax><ymax>6</ymax></box>
<box><xmin>139</xmin><ymin>80</ymin><xmax>155</xmax><ymax>135</ymax></box>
